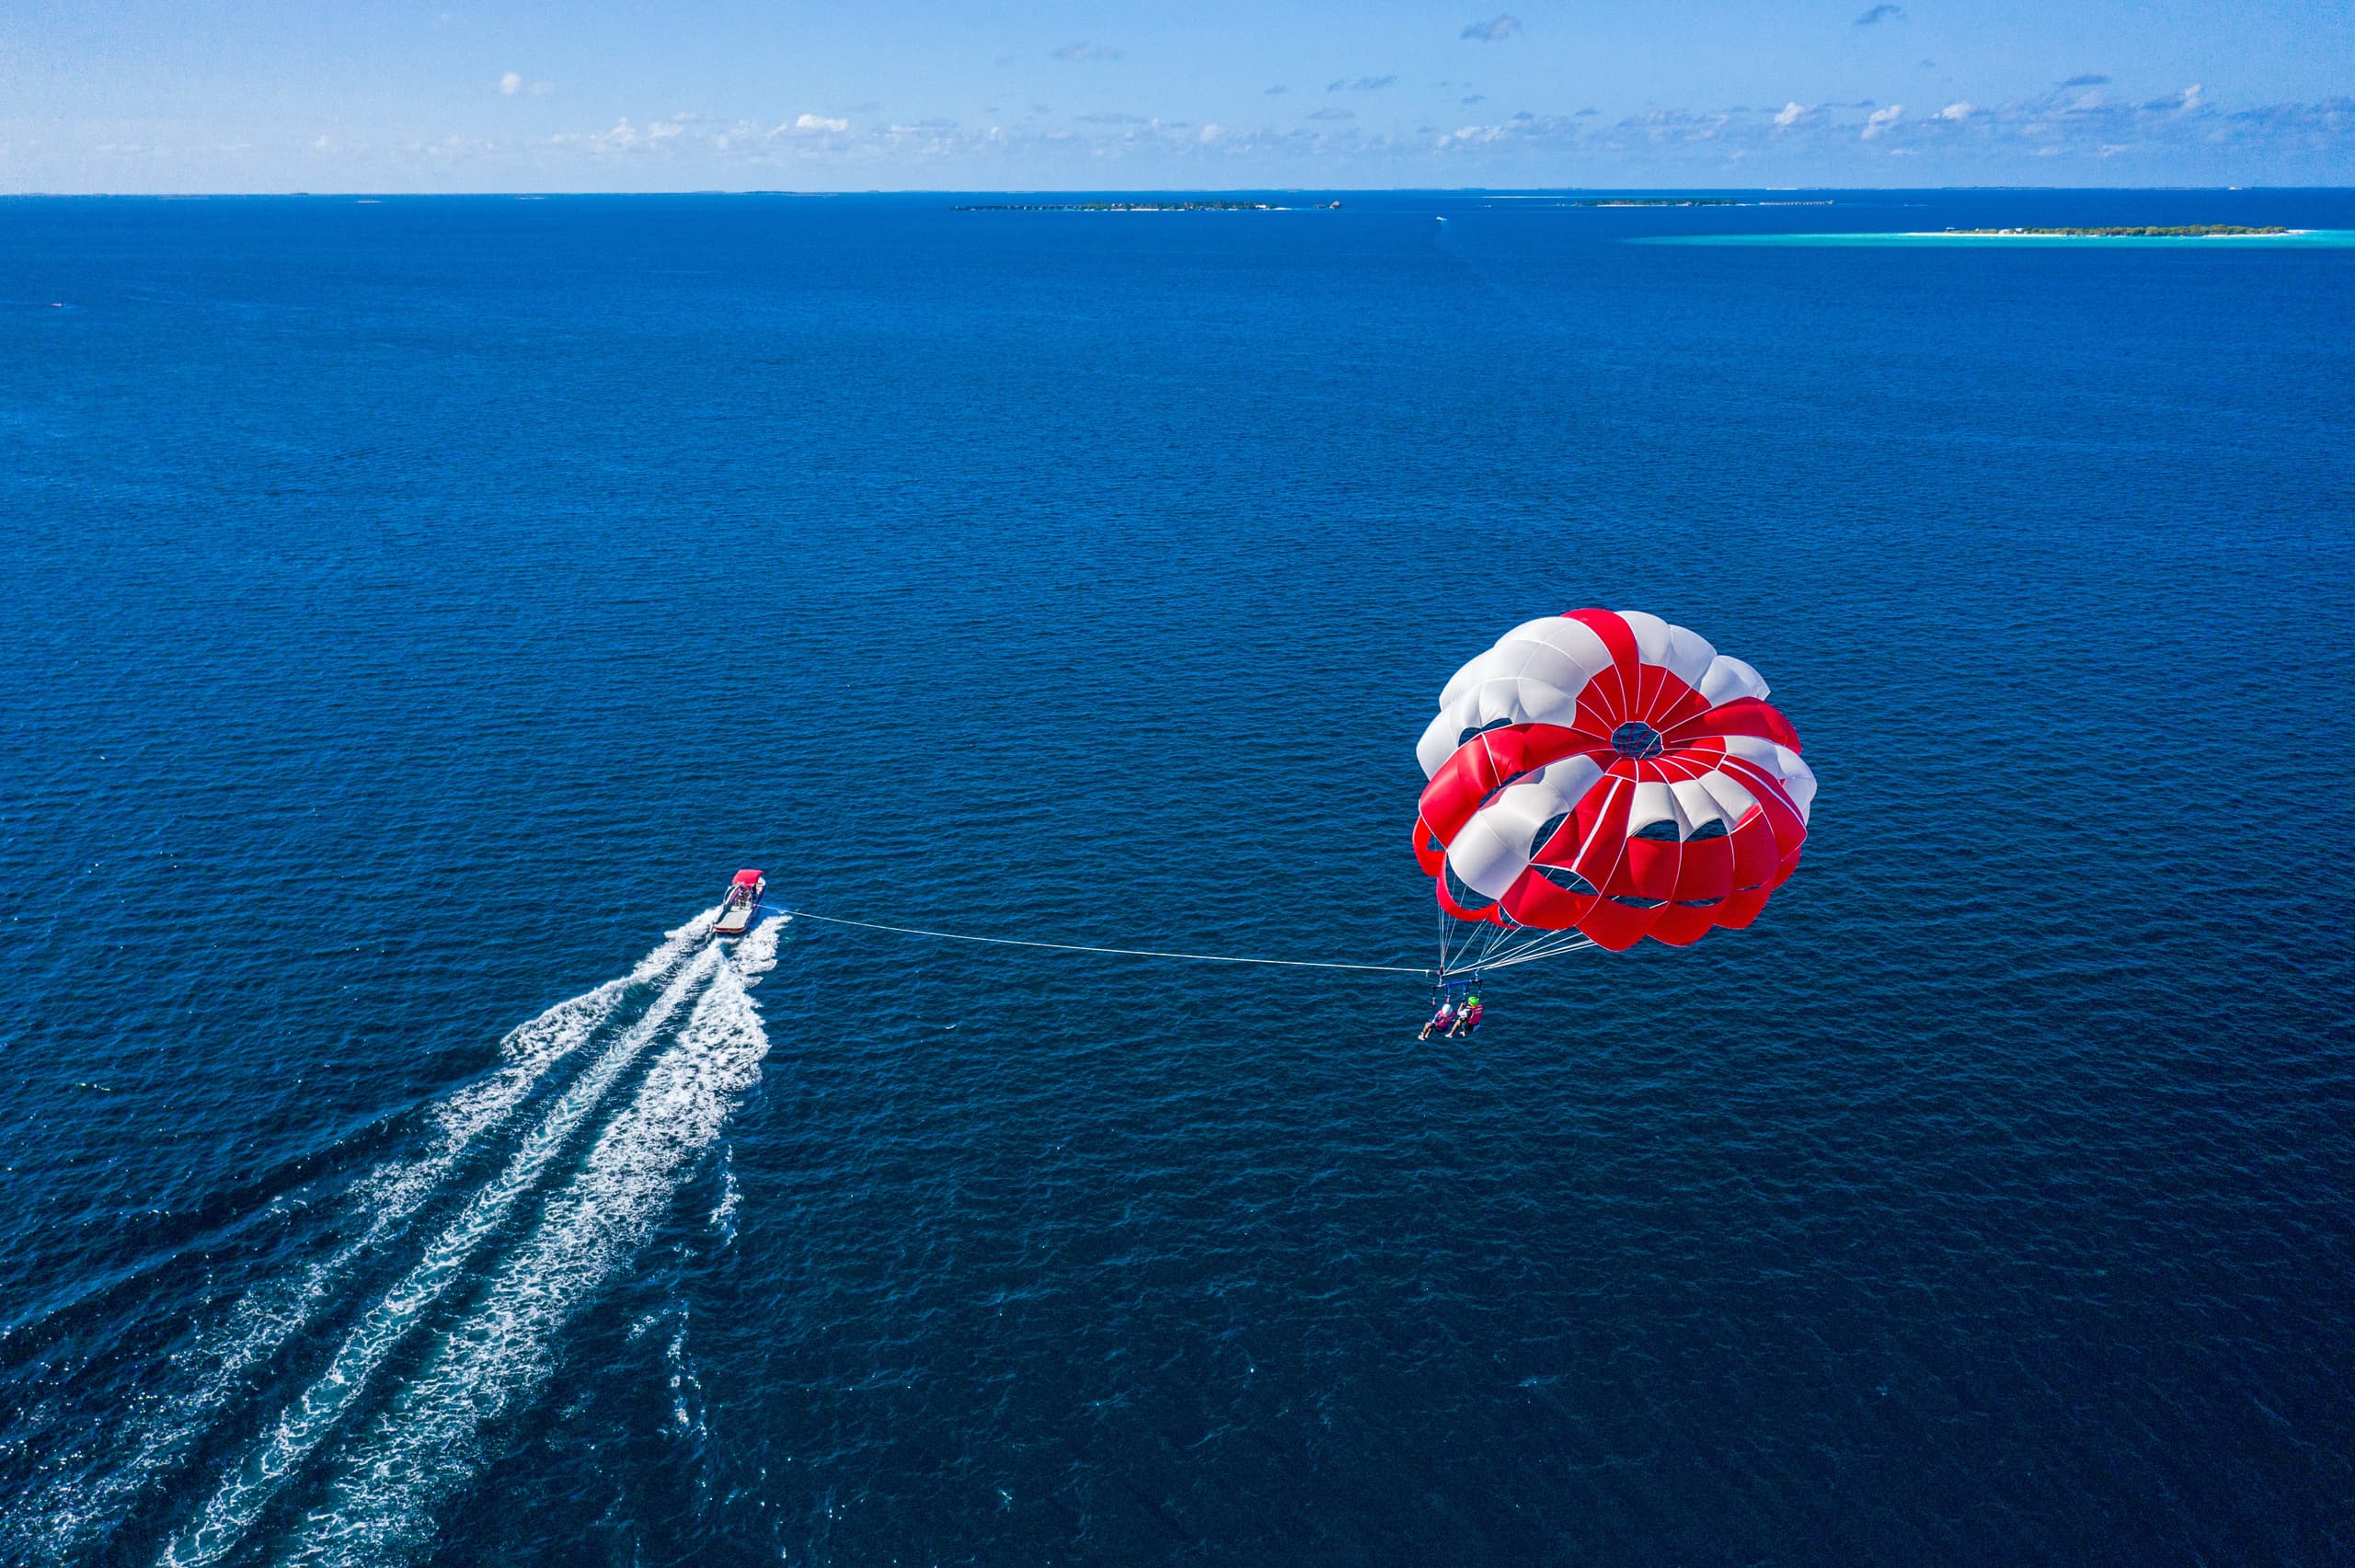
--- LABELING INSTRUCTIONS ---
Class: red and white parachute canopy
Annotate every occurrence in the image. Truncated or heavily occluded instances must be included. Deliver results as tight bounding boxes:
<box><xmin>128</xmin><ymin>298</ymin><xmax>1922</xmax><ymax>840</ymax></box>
<box><xmin>1415</xmin><ymin>608</ymin><xmax>1814</xmax><ymax>968</ymax></box>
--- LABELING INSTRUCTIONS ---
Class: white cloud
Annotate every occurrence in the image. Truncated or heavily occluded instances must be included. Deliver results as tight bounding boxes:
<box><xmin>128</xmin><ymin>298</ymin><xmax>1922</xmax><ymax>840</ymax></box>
<box><xmin>555</xmin><ymin>119</ymin><xmax>643</xmax><ymax>151</ymax></box>
<box><xmin>1460</xmin><ymin>15</ymin><xmax>1521</xmax><ymax>41</ymax></box>
<box><xmin>500</xmin><ymin>72</ymin><xmax>522</xmax><ymax>96</ymax></box>
<box><xmin>159</xmin><ymin>77</ymin><xmax>2349</xmax><ymax>189</ymax></box>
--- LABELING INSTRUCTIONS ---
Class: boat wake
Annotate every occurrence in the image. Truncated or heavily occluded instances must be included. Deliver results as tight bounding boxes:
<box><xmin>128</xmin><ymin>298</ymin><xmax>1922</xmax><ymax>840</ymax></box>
<box><xmin>289</xmin><ymin>915</ymin><xmax>782</xmax><ymax>1564</ymax></box>
<box><xmin>0</xmin><ymin>909</ymin><xmax>782</xmax><ymax>1568</ymax></box>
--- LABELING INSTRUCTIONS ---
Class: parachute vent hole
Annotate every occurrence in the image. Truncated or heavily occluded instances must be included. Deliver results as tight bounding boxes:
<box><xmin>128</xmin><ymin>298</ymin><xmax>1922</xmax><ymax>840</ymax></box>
<box><xmin>1531</xmin><ymin>865</ymin><xmax>1597</xmax><ymax>897</ymax></box>
<box><xmin>1687</xmin><ymin>819</ymin><xmax>1729</xmax><ymax>841</ymax></box>
<box><xmin>1529</xmin><ymin>812</ymin><xmax>1570</xmax><ymax>858</ymax></box>
<box><xmin>1610</xmin><ymin>895</ymin><xmax>1668</xmax><ymax>910</ymax></box>
<box><xmin>1630</xmin><ymin>819</ymin><xmax>1682</xmax><ymax>842</ymax></box>
<box><xmin>1477</xmin><ymin>770</ymin><xmax>1531</xmax><ymax>810</ymax></box>
<box><xmin>1610</xmin><ymin>720</ymin><xmax>1666</xmax><ymax>760</ymax></box>
<box><xmin>1457</xmin><ymin>717</ymin><xmax>1516</xmax><ymax>749</ymax></box>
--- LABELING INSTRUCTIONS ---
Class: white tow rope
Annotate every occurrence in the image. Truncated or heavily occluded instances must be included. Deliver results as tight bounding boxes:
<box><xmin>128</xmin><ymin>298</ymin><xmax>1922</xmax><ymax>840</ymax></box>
<box><xmin>775</xmin><ymin>908</ymin><xmax>1433</xmax><ymax>976</ymax></box>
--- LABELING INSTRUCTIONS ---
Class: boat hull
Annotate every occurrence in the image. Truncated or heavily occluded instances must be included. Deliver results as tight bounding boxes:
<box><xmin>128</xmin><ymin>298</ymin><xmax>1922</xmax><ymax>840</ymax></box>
<box><xmin>713</xmin><ymin>876</ymin><xmax>766</xmax><ymax>937</ymax></box>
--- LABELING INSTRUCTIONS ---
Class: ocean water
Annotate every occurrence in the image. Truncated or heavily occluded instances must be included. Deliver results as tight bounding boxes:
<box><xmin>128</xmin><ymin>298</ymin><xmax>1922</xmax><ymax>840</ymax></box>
<box><xmin>2</xmin><ymin>188</ymin><xmax>2351</xmax><ymax>1566</ymax></box>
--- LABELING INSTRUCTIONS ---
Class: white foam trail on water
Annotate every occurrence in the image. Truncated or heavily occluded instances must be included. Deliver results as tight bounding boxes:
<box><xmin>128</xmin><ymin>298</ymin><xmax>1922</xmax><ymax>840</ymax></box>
<box><xmin>0</xmin><ymin>913</ymin><xmax>719</xmax><ymax>1567</ymax></box>
<box><xmin>194</xmin><ymin>910</ymin><xmax>721</xmax><ymax>1385</ymax></box>
<box><xmin>728</xmin><ymin>911</ymin><xmax>786</xmax><ymax>987</ymax></box>
<box><xmin>289</xmin><ymin>917</ymin><xmax>783</xmax><ymax>1567</ymax></box>
<box><xmin>162</xmin><ymin>939</ymin><xmax>728</xmax><ymax>1568</ymax></box>
<box><xmin>270</xmin><ymin>908</ymin><xmax>723</xmax><ymax>1289</ymax></box>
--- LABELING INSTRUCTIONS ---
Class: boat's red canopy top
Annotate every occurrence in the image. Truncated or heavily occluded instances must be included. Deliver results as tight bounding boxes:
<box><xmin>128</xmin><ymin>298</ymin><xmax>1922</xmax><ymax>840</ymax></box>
<box><xmin>732</xmin><ymin>868</ymin><xmax>764</xmax><ymax>886</ymax></box>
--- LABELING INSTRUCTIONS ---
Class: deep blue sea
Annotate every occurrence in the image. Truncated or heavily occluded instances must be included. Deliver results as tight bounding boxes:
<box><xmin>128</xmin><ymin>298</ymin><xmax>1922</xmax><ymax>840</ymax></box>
<box><xmin>3</xmin><ymin>189</ymin><xmax>2352</xmax><ymax>1566</ymax></box>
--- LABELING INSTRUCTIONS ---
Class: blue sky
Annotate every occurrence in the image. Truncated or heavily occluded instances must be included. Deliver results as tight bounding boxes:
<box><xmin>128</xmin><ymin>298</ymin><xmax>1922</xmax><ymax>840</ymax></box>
<box><xmin>5</xmin><ymin>0</ymin><xmax>2350</xmax><ymax>191</ymax></box>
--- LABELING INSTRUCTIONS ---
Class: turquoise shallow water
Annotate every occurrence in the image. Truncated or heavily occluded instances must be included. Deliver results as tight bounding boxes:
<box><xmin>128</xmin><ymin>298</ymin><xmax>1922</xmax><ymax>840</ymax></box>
<box><xmin>1649</xmin><ymin>227</ymin><xmax>2355</xmax><ymax>246</ymax></box>
<box><xmin>2</xmin><ymin>188</ymin><xmax>2352</xmax><ymax>1565</ymax></box>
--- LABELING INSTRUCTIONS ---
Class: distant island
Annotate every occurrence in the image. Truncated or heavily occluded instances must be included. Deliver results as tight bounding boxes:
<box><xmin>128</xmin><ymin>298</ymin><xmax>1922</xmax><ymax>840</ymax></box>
<box><xmin>1940</xmin><ymin>224</ymin><xmax>2290</xmax><ymax>237</ymax></box>
<box><xmin>955</xmin><ymin>200</ymin><xmax>1342</xmax><ymax>212</ymax></box>
<box><xmin>1572</xmin><ymin>198</ymin><xmax>1739</xmax><ymax>207</ymax></box>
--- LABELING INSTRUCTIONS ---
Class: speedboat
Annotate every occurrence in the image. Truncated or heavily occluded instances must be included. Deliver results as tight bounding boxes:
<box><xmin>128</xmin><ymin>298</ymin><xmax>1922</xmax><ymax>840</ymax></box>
<box><xmin>713</xmin><ymin>869</ymin><xmax>765</xmax><ymax>937</ymax></box>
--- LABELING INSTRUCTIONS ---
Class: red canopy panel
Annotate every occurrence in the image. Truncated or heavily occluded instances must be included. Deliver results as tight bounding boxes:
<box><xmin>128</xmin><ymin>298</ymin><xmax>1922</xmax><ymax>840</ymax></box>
<box><xmin>732</xmin><ymin>869</ymin><xmax>764</xmax><ymax>885</ymax></box>
<box><xmin>1413</xmin><ymin>608</ymin><xmax>1816</xmax><ymax>955</ymax></box>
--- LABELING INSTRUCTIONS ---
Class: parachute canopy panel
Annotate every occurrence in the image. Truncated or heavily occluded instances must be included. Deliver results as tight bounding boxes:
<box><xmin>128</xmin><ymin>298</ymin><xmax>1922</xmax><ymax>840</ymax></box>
<box><xmin>1416</xmin><ymin>608</ymin><xmax>1814</xmax><ymax>958</ymax></box>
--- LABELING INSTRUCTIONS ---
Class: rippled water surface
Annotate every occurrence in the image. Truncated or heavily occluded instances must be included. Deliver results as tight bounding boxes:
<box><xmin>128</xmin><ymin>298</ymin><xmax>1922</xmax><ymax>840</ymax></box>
<box><xmin>3</xmin><ymin>189</ymin><xmax>2352</xmax><ymax>1565</ymax></box>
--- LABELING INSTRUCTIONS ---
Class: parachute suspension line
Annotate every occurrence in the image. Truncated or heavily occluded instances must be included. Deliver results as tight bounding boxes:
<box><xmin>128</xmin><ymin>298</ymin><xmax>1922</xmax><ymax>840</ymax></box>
<box><xmin>779</xmin><ymin>909</ymin><xmax>1431</xmax><ymax>976</ymax></box>
<box><xmin>1472</xmin><ymin>920</ymin><xmax>1507</xmax><ymax>971</ymax></box>
<box><xmin>1480</xmin><ymin>929</ymin><xmax>1599</xmax><ymax>971</ymax></box>
<box><xmin>1435</xmin><ymin>909</ymin><xmax>1600</xmax><ymax>979</ymax></box>
<box><xmin>1435</xmin><ymin>906</ymin><xmax>1470</xmax><ymax>981</ymax></box>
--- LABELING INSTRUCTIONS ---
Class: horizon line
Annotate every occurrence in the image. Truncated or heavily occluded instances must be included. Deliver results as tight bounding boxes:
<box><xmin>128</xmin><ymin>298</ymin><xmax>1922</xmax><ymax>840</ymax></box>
<box><xmin>5</xmin><ymin>182</ymin><xmax>2345</xmax><ymax>200</ymax></box>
